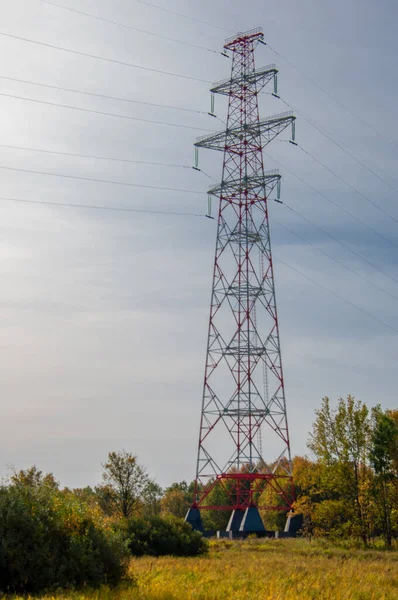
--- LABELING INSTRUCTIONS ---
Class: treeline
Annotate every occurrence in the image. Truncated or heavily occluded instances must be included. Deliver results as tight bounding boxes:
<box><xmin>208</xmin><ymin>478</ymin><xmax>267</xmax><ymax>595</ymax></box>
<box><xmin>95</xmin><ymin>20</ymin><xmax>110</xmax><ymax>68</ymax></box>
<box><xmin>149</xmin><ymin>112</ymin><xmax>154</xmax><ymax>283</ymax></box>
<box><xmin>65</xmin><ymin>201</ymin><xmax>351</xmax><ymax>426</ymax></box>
<box><xmin>160</xmin><ymin>397</ymin><xmax>398</xmax><ymax>546</ymax></box>
<box><xmin>0</xmin><ymin>452</ymin><xmax>207</xmax><ymax>595</ymax></box>
<box><xmin>0</xmin><ymin>396</ymin><xmax>396</xmax><ymax>593</ymax></box>
<box><xmin>294</xmin><ymin>397</ymin><xmax>398</xmax><ymax>546</ymax></box>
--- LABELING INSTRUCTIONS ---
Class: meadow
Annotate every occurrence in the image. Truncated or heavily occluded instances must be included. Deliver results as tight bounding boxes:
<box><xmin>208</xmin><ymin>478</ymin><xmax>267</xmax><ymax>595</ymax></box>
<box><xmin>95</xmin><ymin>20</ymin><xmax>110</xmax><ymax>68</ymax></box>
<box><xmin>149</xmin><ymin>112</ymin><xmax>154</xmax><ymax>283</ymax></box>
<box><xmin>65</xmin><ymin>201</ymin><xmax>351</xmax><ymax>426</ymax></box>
<box><xmin>5</xmin><ymin>538</ymin><xmax>398</xmax><ymax>600</ymax></box>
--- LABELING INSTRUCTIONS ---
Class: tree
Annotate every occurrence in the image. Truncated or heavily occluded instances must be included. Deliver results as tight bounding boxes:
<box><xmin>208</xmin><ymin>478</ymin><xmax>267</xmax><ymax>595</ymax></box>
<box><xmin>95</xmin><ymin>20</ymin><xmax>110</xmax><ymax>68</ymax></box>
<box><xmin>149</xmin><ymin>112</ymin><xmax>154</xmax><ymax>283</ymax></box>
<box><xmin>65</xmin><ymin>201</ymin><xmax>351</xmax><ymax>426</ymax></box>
<box><xmin>386</xmin><ymin>409</ymin><xmax>398</xmax><ymax>475</ymax></box>
<box><xmin>141</xmin><ymin>481</ymin><xmax>163</xmax><ymax>517</ymax></box>
<box><xmin>308</xmin><ymin>395</ymin><xmax>373</xmax><ymax>543</ymax></box>
<box><xmin>10</xmin><ymin>466</ymin><xmax>59</xmax><ymax>490</ymax></box>
<box><xmin>369</xmin><ymin>408</ymin><xmax>398</xmax><ymax>546</ymax></box>
<box><xmin>161</xmin><ymin>488</ymin><xmax>190</xmax><ymax>518</ymax></box>
<box><xmin>96</xmin><ymin>451</ymin><xmax>150</xmax><ymax>518</ymax></box>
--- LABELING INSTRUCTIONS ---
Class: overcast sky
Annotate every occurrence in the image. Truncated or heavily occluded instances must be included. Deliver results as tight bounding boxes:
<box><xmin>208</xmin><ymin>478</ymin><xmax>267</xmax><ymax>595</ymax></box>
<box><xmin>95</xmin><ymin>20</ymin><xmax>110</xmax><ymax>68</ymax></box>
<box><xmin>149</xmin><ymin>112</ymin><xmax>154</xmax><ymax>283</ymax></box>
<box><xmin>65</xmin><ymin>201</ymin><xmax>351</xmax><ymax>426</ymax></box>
<box><xmin>0</xmin><ymin>0</ymin><xmax>397</xmax><ymax>489</ymax></box>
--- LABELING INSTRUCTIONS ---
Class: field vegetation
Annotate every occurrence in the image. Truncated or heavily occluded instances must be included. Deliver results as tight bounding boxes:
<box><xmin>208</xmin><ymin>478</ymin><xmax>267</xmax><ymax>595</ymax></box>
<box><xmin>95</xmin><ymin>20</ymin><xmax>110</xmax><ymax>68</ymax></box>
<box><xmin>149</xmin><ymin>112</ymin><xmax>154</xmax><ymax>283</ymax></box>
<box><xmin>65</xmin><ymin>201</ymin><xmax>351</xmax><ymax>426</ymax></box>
<box><xmin>3</xmin><ymin>538</ymin><xmax>398</xmax><ymax>600</ymax></box>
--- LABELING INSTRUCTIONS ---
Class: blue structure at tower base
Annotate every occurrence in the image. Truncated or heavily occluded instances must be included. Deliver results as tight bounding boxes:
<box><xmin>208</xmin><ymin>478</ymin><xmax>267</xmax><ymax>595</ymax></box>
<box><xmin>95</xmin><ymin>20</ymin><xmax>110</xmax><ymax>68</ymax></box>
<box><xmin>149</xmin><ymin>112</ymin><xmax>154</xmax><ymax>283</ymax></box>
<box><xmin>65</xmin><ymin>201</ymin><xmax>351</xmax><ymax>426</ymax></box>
<box><xmin>284</xmin><ymin>512</ymin><xmax>303</xmax><ymax>535</ymax></box>
<box><xmin>226</xmin><ymin>509</ymin><xmax>245</xmax><ymax>532</ymax></box>
<box><xmin>239</xmin><ymin>506</ymin><xmax>266</xmax><ymax>533</ymax></box>
<box><xmin>185</xmin><ymin>507</ymin><xmax>203</xmax><ymax>531</ymax></box>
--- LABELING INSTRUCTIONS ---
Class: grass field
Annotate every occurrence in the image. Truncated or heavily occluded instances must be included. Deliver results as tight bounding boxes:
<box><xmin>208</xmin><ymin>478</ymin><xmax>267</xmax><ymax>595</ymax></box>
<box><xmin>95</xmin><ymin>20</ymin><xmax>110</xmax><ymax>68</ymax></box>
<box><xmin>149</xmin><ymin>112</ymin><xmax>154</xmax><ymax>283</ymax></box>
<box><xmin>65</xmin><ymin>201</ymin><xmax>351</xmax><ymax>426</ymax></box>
<box><xmin>5</xmin><ymin>538</ymin><xmax>398</xmax><ymax>600</ymax></box>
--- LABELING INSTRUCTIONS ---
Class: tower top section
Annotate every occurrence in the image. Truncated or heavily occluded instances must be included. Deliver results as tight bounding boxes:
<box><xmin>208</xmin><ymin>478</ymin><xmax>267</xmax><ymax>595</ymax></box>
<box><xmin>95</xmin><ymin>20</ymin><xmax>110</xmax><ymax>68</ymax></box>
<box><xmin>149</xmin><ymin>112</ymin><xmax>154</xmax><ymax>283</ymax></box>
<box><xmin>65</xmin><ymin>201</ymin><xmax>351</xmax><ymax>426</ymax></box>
<box><xmin>224</xmin><ymin>27</ymin><xmax>264</xmax><ymax>51</ymax></box>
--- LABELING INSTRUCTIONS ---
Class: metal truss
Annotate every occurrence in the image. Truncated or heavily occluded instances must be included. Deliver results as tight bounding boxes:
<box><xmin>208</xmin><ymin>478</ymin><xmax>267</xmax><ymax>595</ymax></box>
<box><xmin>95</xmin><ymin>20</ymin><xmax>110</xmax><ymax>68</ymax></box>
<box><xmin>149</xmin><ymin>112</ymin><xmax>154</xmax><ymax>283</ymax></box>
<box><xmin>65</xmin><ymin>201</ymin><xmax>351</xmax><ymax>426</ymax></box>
<box><xmin>195</xmin><ymin>111</ymin><xmax>295</xmax><ymax>152</ymax></box>
<box><xmin>192</xmin><ymin>28</ymin><xmax>295</xmax><ymax>512</ymax></box>
<box><xmin>207</xmin><ymin>170</ymin><xmax>281</xmax><ymax>199</ymax></box>
<box><xmin>210</xmin><ymin>64</ymin><xmax>277</xmax><ymax>96</ymax></box>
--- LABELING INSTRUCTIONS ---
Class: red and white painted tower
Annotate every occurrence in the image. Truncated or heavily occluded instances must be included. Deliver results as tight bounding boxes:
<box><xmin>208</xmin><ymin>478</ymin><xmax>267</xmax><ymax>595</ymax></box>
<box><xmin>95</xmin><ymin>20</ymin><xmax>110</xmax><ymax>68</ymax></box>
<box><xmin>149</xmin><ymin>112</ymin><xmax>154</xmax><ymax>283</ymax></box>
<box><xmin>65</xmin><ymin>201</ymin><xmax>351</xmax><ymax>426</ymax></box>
<box><xmin>187</xmin><ymin>28</ymin><xmax>296</xmax><ymax>532</ymax></box>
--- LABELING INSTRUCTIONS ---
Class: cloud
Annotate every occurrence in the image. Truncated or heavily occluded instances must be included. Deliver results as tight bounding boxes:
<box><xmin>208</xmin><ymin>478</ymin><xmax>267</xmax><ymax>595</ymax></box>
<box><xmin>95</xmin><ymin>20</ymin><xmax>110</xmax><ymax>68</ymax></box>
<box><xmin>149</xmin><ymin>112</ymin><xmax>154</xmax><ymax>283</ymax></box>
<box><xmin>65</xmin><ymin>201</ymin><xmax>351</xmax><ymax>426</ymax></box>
<box><xmin>0</xmin><ymin>0</ymin><xmax>397</xmax><ymax>488</ymax></box>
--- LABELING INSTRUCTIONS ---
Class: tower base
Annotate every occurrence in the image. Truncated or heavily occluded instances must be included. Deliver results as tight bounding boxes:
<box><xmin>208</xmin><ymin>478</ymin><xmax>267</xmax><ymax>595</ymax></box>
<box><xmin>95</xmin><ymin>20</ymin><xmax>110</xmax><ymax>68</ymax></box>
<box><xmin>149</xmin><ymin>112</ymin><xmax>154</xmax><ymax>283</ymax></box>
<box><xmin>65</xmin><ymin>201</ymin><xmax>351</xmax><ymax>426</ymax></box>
<box><xmin>284</xmin><ymin>512</ymin><xmax>303</xmax><ymax>534</ymax></box>
<box><xmin>226</xmin><ymin>509</ymin><xmax>245</xmax><ymax>532</ymax></box>
<box><xmin>185</xmin><ymin>507</ymin><xmax>203</xmax><ymax>531</ymax></box>
<box><xmin>239</xmin><ymin>506</ymin><xmax>266</xmax><ymax>533</ymax></box>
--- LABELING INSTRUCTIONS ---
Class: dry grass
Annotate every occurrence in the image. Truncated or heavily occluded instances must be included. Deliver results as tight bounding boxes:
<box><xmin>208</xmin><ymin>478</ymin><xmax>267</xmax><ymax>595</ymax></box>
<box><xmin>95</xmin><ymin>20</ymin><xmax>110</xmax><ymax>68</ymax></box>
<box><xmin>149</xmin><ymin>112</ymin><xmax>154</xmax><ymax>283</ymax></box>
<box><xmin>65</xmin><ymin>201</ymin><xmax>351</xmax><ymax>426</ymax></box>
<box><xmin>5</xmin><ymin>538</ymin><xmax>398</xmax><ymax>600</ymax></box>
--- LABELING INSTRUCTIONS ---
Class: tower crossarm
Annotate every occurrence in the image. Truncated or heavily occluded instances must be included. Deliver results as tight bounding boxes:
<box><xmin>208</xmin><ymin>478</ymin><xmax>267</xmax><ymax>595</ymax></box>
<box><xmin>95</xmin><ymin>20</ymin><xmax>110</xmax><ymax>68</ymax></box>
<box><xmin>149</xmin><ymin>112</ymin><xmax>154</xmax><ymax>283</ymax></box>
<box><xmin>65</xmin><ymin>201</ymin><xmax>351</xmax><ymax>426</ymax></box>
<box><xmin>210</xmin><ymin>64</ymin><xmax>277</xmax><ymax>96</ymax></box>
<box><xmin>208</xmin><ymin>171</ymin><xmax>280</xmax><ymax>197</ymax></box>
<box><xmin>224</xmin><ymin>28</ymin><xmax>264</xmax><ymax>50</ymax></box>
<box><xmin>195</xmin><ymin>111</ymin><xmax>295</xmax><ymax>152</ymax></box>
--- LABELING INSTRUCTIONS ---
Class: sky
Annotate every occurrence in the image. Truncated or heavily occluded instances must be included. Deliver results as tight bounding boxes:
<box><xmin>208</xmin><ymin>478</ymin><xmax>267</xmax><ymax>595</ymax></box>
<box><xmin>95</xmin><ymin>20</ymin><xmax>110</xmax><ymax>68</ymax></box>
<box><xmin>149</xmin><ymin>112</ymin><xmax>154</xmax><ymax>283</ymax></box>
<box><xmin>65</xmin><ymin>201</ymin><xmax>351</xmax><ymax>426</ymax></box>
<box><xmin>0</xmin><ymin>0</ymin><xmax>397</xmax><ymax>489</ymax></box>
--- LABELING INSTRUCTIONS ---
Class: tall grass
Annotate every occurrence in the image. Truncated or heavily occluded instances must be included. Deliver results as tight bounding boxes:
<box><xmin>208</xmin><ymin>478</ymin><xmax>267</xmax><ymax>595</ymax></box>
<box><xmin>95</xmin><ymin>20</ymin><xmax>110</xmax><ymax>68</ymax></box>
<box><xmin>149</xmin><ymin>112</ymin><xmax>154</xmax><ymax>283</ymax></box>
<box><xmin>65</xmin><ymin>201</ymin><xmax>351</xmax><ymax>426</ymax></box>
<box><xmin>4</xmin><ymin>538</ymin><xmax>398</xmax><ymax>599</ymax></box>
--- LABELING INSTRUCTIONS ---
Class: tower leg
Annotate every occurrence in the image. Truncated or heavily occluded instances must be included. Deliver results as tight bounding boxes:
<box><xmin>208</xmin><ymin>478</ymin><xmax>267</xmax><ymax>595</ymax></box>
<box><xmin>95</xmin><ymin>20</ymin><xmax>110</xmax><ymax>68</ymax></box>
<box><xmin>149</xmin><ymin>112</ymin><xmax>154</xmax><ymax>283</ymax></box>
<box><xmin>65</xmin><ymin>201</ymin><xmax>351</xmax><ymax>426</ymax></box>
<box><xmin>226</xmin><ymin>509</ymin><xmax>245</xmax><ymax>532</ymax></box>
<box><xmin>239</xmin><ymin>507</ymin><xmax>266</xmax><ymax>533</ymax></box>
<box><xmin>185</xmin><ymin>507</ymin><xmax>203</xmax><ymax>531</ymax></box>
<box><xmin>284</xmin><ymin>512</ymin><xmax>303</xmax><ymax>535</ymax></box>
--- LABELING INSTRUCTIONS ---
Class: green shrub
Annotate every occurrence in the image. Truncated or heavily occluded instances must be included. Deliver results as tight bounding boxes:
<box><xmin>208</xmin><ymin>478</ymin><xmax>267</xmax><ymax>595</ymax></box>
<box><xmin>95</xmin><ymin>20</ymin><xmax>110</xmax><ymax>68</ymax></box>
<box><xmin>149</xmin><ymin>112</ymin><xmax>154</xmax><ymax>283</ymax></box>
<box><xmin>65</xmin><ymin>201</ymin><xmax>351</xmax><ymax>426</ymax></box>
<box><xmin>122</xmin><ymin>516</ymin><xmax>208</xmax><ymax>557</ymax></box>
<box><xmin>0</xmin><ymin>484</ymin><xmax>128</xmax><ymax>594</ymax></box>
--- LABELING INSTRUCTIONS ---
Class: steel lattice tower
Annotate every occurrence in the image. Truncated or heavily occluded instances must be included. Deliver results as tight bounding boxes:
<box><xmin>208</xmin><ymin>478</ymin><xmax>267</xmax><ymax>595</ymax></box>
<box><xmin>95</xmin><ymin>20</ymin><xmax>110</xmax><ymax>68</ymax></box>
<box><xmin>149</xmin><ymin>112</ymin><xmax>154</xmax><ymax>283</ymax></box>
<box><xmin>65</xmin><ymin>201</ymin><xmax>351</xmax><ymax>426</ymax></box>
<box><xmin>187</xmin><ymin>28</ymin><xmax>296</xmax><ymax>532</ymax></box>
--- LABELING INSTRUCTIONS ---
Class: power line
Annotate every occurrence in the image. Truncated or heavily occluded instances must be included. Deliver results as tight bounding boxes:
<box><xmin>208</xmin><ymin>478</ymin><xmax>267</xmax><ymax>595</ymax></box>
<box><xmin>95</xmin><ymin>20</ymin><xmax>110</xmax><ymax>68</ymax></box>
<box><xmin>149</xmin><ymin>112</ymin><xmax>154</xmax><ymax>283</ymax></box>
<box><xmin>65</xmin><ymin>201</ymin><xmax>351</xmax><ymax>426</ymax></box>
<box><xmin>0</xmin><ymin>92</ymin><xmax>213</xmax><ymax>132</ymax></box>
<box><xmin>0</xmin><ymin>75</ymin><xmax>207</xmax><ymax>115</ymax></box>
<box><xmin>280</xmin><ymin>201</ymin><xmax>398</xmax><ymax>288</ymax></box>
<box><xmin>1</xmin><ymin>200</ymin><xmax>395</xmax><ymax>332</ymax></box>
<box><xmin>264</xmin><ymin>150</ymin><xmax>398</xmax><ymax>251</ymax></box>
<box><xmin>278</xmin><ymin>95</ymin><xmax>398</xmax><ymax>195</ymax></box>
<box><xmin>264</xmin><ymin>42</ymin><xmax>391</xmax><ymax>144</ymax></box>
<box><xmin>0</xmin><ymin>142</ymin><xmax>218</xmax><ymax>184</ymax></box>
<box><xmin>273</xmin><ymin>217</ymin><xmax>398</xmax><ymax>303</ymax></box>
<box><xmin>296</xmin><ymin>143</ymin><xmax>398</xmax><ymax>226</ymax></box>
<box><xmin>38</xmin><ymin>0</ymin><xmax>222</xmax><ymax>56</ymax></box>
<box><xmin>0</xmin><ymin>143</ymin><xmax>191</xmax><ymax>169</ymax></box>
<box><xmin>0</xmin><ymin>164</ymin><xmax>204</xmax><ymax>194</ymax></box>
<box><xmin>0</xmin><ymin>194</ymin><xmax>208</xmax><ymax>217</ymax></box>
<box><xmin>101</xmin><ymin>0</ymin><xmax>392</xmax><ymax>150</ymax></box>
<box><xmin>135</xmin><ymin>0</ymin><xmax>233</xmax><ymax>33</ymax></box>
<box><xmin>0</xmin><ymin>31</ymin><xmax>211</xmax><ymax>84</ymax></box>
<box><xmin>275</xmin><ymin>255</ymin><xmax>398</xmax><ymax>335</ymax></box>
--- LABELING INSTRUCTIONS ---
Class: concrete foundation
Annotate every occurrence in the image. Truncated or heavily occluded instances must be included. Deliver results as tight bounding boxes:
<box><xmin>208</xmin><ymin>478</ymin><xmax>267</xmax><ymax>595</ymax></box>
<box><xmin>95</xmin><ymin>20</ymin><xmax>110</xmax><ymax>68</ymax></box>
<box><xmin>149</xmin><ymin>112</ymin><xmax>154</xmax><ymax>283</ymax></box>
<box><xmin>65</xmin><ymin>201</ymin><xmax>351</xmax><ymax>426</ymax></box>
<box><xmin>185</xmin><ymin>507</ymin><xmax>203</xmax><ymax>531</ymax></box>
<box><xmin>226</xmin><ymin>509</ymin><xmax>245</xmax><ymax>532</ymax></box>
<box><xmin>239</xmin><ymin>506</ymin><xmax>266</xmax><ymax>533</ymax></box>
<box><xmin>284</xmin><ymin>512</ymin><xmax>303</xmax><ymax>535</ymax></box>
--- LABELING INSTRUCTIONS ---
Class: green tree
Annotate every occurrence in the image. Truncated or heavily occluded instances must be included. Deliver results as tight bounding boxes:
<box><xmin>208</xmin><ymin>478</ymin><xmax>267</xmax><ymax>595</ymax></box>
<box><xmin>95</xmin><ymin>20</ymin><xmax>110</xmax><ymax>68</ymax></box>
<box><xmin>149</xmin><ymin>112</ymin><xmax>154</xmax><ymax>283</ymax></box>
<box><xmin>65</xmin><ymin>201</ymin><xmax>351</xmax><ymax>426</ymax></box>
<box><xmin>308</xmin><ymin>395</ymin><xmax>373</xmax><ymax>543</ymax></box>
<box><xmin>10</xmin><ymin>466</ymin><xmax>59</xmax><ymax>490</ymax></box>
<box><xmin>141</xmin><ymin>481</ymin><xmax>163</xmax><ymax>517</ymax></box>
<box><xmin>96</xmin><ymin>450</ymin><xmax>150</xmax><ymax>518</ymax></box>
<box><xmin>369</xmin><ymin>407</ymin><xmax>398</xmax><ymax>546</ymax></box>
<box><xmin>161</xmin><ymin>480</ymin><xmax>195</xmax><ymax>519</ymax></box>
<box><xmin>161</xmin><ymin>488</ymin><xmax>190</xmax><ymax>518</ymax></box>
<box><xmin>70</xmin><ymin>486</ymin><xmax>98</xmax><ymax>506</ymax></box>
<box><xmin>0</xmin><ymin>473</ymin><xmax>127</xmax><ymax>593</ymax></box>
<box><xmin>201</xmin><ymin>481</ymin><xmax>231</xmax><ymax>531</ymax></box>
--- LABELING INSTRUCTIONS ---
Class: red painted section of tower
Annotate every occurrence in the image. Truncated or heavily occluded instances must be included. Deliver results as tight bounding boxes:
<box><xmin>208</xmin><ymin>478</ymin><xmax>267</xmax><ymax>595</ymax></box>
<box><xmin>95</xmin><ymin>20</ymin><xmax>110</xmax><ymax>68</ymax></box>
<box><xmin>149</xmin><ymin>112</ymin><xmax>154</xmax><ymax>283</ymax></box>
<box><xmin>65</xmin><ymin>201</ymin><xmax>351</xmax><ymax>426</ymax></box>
<box><xmin>192</xmin><ymin>29</ymin><xmax>295</xmax><ymax>513</ymax></box>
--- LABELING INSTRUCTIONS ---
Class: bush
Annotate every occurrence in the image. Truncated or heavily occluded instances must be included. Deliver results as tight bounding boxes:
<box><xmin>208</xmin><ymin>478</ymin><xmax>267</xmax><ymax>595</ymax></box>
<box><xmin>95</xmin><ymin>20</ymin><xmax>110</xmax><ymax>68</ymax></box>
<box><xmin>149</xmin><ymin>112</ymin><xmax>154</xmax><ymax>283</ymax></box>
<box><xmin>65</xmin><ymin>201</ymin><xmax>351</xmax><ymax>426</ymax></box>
<box><xmin>0</xmin><ymin>484</ymin><xmax>128</xmax><ymax>594</ymax></box>
<box><xmin>122</xmin><ymin>516</ymin><xmax>208</xmax><ymax>557</ymax></box>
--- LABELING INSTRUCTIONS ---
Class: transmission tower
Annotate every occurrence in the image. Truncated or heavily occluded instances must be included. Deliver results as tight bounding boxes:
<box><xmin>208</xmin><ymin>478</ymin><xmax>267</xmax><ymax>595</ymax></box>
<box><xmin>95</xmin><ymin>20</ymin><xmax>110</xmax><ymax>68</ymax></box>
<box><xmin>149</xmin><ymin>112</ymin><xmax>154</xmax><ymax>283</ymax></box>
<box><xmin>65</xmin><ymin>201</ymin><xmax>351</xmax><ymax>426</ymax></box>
<box><xmin>186</xmin><ymin>28</ymin><xmax>296</xmax><ymax>533</ymax></box>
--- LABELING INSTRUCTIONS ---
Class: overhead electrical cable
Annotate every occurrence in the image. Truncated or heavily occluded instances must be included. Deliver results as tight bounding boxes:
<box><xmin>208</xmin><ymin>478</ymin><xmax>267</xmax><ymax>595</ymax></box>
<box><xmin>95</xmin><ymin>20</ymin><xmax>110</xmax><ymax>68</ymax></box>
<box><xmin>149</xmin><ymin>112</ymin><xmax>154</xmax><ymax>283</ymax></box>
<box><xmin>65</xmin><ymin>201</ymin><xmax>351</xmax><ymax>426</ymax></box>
<box><xmin>119</xmin><ymin>0</ymin><xmax>391</xmax><ymax>145</ymax></box>
<box><xmin>0</xmin><ymin>143</ymin><xmax>191</xmax><ymax>169</ymax></box>
<box><xmin>0</xmin><ymin>164</ymin><xmax>204</xmax><ymax>194</ymax></box>
<box><xmin>118</xmin><ymin>1</ymin><xmax>392</xmax><ymax>147</ymax></box>
<box><xmin>278</xmin><ymin>95</ymin><xmax>398</xmax><ymax>195</ymax></box>
<box><xmin>280</xmin><ymin>201</ymin><xmax>398</xmax><ymax>288</ymax></box>
<box><xmin>263</xmin><ymin>150</ymin><xmax>398</xmax><ymax>251</ymax></box>
<box><xmin>0</xmin><ymin>92</ymin><xmax>214</xmax><ymax>132</ymax></box>
<box><xmin>275</xmin><ymin>255</ymin><xmax>398</xmax><ymax>335</ymax></box>
<box><xmin>38</xmin><ymin>0</ymin><xmax>222</xmax><ymax>55</ymax></box>
<box><xmin>0</xmin><ymin>75</ymin><xmax>208</xmax><ymax>115</ymax></box>
<box><xmin>134</xmin><ymin>0</ymin><xmax>233</xmax><ymax>33</ymax></box>
<box><xmin>0</xmin><ymin>195</ymin><xmax>208</xmax><ymax>217</ymax></box>
<box><xmin>0</xmin><ymin>31</ymin><xmax>211</xmax><ymax>84</ymax></box>
<box><xmin>296</xmin><ymin>143</ymin><xmax>398</xmax><ymax>225</ymax></box>
<box><xmin>264</xmin><ymin>42</ymin><xmax>391</xmax><ymax>144</ymax></box>
<box><xmin>274</xmin><ymin>218</ymin><xmax>398</xmax><ymax>302</ymax></box>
